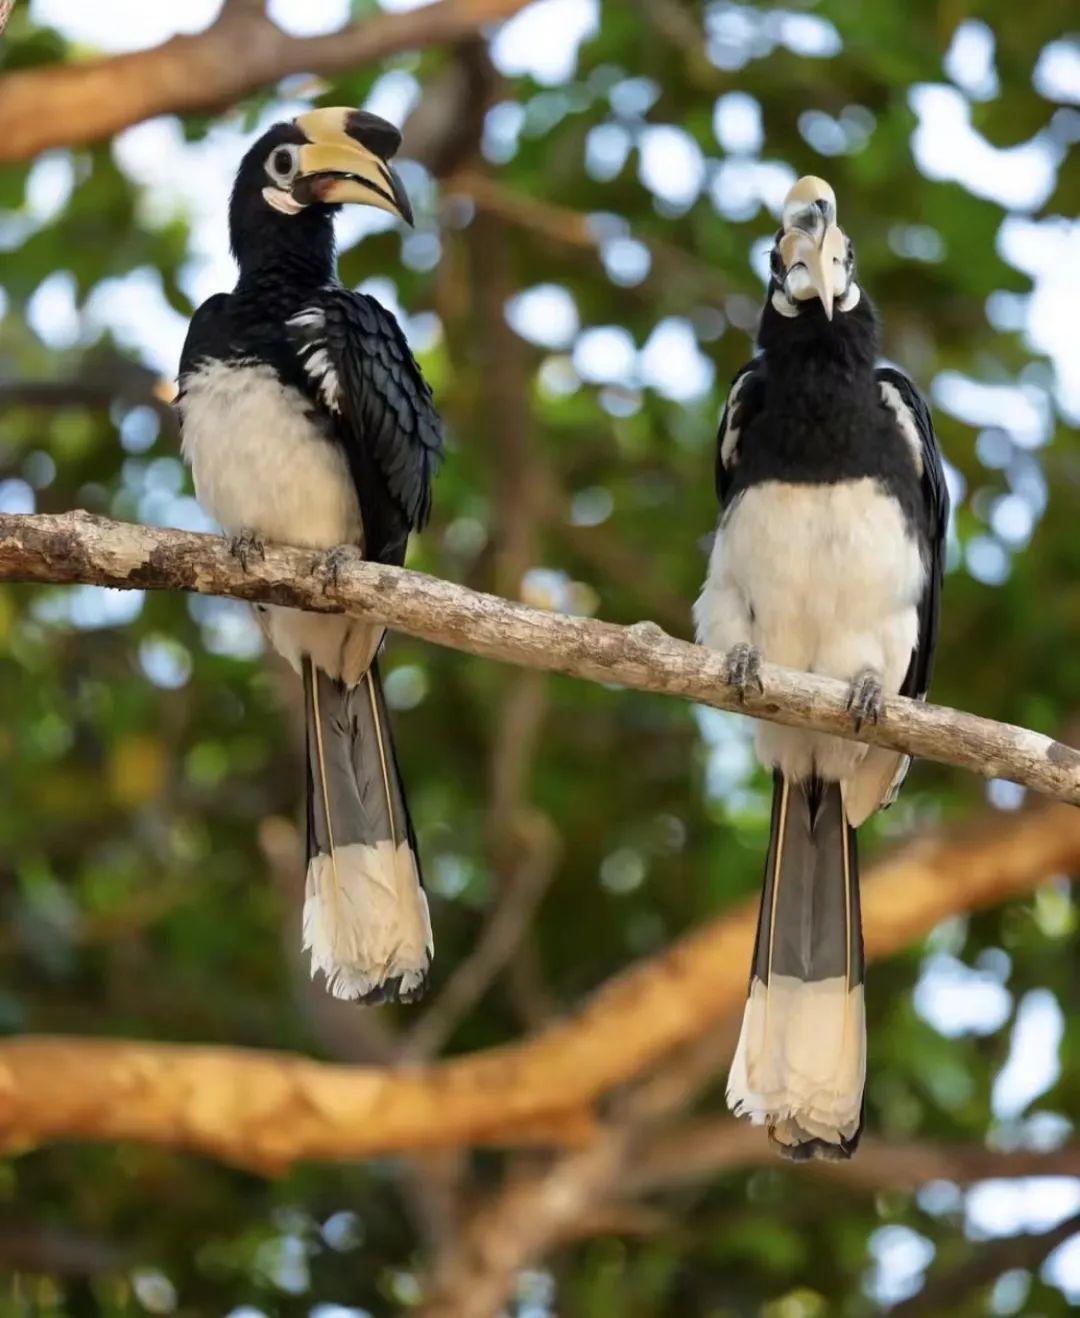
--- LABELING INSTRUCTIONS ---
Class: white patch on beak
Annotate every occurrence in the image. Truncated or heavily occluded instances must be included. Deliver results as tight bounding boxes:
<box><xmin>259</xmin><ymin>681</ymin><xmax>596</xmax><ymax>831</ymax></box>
<box><xmin>263</xmin><ymin>186</ymin><xmax>305</xmax><ymax>215</ymax></box>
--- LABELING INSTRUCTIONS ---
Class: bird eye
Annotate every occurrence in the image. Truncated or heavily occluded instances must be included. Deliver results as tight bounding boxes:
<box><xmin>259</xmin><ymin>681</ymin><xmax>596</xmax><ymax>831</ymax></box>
<box><xmin>266</xmin><ymin>145</ymin><xmax>299</xmax><ymax>184</ymax></box>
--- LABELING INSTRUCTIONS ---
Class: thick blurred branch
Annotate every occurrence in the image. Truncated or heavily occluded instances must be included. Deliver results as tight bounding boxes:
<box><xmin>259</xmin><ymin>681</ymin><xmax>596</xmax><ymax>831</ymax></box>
<box><xmin>405</xmin><ymin>207</ymin><xmax>559</xmax><ymax>1059</ymax></box>
<box><xmin>891</xmin><ymin>1210</ymin><xmax>1080</xmax><ymax>1317</ymax></box>
<box><xmin>0</xmin><ymin>0</ymin><xmax>531</xmax><ymax>163</ymax></box>
<box><xmin>0</xmin><ymin>1223</ymin><xmax>126</xmax><ymax>1276</ymax></box>
<box><xmin>629</xmin><ymin>1122</ymin><xmax>1080</xmax><ymax>1195</ymax></box>
<box><xmin>0</xmin><ymin>802</ymin><xmax>1076</xmax><ymax>1172</ymax></box>
<box><xmin>447</xmin><ymin>169</ymin><xmax>731</xmax><ymax>303</ymax></box>
<box><xmin>0</xmin><ymin>367</ymin><xmax>177</xmax><ymax>434</ymax></box>
<box><xmin>1</xmin><ymin>511</ymin><xmax>1077</xmax><ymax>802</ymax></box>
<box><xmin>416</xmin><ymin>802</ymin><xmax>1080</xmax><ymax>1313</ymax></box>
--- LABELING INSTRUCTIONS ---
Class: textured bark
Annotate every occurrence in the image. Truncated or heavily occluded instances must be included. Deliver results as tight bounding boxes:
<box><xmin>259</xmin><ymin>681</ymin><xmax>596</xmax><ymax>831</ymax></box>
<box><xmin>0</xmin><ymin>803</ymin><xmax>1076</xmax><ymax>1172</ymax></box>
<box><xmin>0</xmin><ymin>0</ymin><xmax>530</xmax><ymax>163</ymax></box>
<box><xmin>1</xmin><ymin>511</ymin><xmax>1077</xmax><ymax>802</ymax></box>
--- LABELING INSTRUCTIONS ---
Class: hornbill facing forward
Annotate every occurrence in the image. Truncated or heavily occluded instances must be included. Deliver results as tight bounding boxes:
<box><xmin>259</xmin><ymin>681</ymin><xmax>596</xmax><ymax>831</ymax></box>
<box><xmin>178</xmin><ymin>109</ymin><xmax>442</xmax><ymax>1003</ymax></box>
<box><xmin>695</xmin><ymin>177</ymin><xmax>948</xmax><ymax>1159</ymax></box>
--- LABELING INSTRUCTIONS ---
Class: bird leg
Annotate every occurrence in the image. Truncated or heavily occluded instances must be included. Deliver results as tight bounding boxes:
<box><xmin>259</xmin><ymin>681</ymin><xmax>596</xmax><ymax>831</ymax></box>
<box><xmin>846</xmin><ymin>668</ymin><xmax>884</xmax><ymax>732</ymax></box>
<box><xmin>724</xmin><ymin>642</ymin><xmax>764</xmax><ymax>702</ymax></box>
<box><xmin>227</xmin><ymin>528</ymin><xmax>265</xmax><ymax>571</ymax></box>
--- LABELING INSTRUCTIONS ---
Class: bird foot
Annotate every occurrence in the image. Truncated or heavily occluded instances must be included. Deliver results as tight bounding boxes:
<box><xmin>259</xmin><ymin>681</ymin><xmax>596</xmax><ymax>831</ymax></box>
<box><xmin>316</xmin><ymin>544</ymin><xmax>357</xmax><ymax>595</ymax></box>
<box><xmin>724</xmin><ymin>643</ymin><xmax>764</xmax><ymax>703</ymax></box>
<box><xmin>228</xmin><ymin>528</ymin><xmax>265</xmax><ymax>571</ymax></box>
<box><xmin>847</xmin><ymin>668</ymin><xmax>884</xmax><ymax>732</ymax></box>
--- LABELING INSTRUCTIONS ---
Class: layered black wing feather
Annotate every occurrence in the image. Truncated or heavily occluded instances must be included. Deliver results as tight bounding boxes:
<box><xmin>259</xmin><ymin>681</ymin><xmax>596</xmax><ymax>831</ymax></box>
<box><xmin>715</xmin><ymin>358</ymin><xmax>766</xmax><ymax>507</ymax></box>
<box><xmin>876</xmin><ymin>366</ymin><xmax>949</xmax><ymax>701</ymax></box>
<box><xmin>318</xmin><ymin>289</ymin><xmax>443</xmax><ymax>566</ymax></box>
<box><xmin>177</xmin><ymin>293</ymin><xmax>232</xmax><ymax>397</ymax></box>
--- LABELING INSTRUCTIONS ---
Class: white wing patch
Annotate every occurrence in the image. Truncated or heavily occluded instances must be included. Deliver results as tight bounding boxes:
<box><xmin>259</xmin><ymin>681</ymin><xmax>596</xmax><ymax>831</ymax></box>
<box><xmin>879</xmin><ymin>380</ymin><xmax>924</xmax><ymax>478</ymax></box>
<box><xmin>287</xmin><ymin>306</ymin><xmax>343</xmax><ymax>413</ymax></box>
<box><xmin>719</xmin><ymin>370</ymin><xmax>749</xmax><ymax>470</ymax></box>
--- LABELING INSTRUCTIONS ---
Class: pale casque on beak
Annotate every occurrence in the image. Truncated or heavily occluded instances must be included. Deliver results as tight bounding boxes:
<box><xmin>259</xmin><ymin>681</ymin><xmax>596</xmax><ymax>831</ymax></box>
<box><xmin>290</xmin><ymin>107</ymin><xmax>414</xmax><ymax>225</ymax></box>
<box><xmin>776</xmin><ymin>175</ymin><xmax>847</xmax><ymax>320</ymax></box>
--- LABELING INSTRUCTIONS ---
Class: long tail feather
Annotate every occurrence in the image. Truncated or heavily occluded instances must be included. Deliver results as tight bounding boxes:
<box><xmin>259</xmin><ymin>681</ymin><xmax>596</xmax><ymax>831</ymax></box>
<box><xmin>727</xmin><ymin>772</ymin><xmax>865</xmax><ymax>1160</ymax></box>
<box><xmin>302</xmin><ymin>657</ymin><xmax>432</xmax><ymax>1003</ymax></box>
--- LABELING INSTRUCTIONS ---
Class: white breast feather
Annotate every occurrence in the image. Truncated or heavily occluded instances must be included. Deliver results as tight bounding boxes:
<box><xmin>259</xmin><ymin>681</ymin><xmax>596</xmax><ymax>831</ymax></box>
<box><xmin>702</xmin><ymin>478</ymin><xmax>925</xmax><ymax>786</ymax></box>
<box><xmin>721</xmin><ymin>478</ymin><xmax>924</xmax><ymax>673</ymax></box>
<box><xmin>178</xmin><ymin>359</ymin><xmax>361</xmax><ymax>550</ymax></box>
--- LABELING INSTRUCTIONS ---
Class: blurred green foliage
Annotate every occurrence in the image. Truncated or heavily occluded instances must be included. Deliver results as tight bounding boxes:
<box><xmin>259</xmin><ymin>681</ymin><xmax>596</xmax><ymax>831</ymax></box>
<box><xmin>0</xmin><ymin>1</ymin><xmax>1077</xmax><ymax>1314</ymax></box>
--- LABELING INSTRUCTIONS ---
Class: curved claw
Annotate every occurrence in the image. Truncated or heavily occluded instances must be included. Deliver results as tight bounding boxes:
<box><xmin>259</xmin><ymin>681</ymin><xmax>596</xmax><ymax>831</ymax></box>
<box><xmin>847</xmin><ymin>668</ymin><xmax>884</xmax><ymax>732</ymax></box>
<box><xmin>228</xmin><ymin>528</ymin><xmax>265</xmax><ymax>572</ymax></box>
<box><xmin>724</xmin><ymin>642</ymin><xmax>764</xmax><ymax>703</ymax></box>
<box><xmin>317</xmin><ymin>544</ymin><xmax>357</xmax><ymax>595</ymax></box>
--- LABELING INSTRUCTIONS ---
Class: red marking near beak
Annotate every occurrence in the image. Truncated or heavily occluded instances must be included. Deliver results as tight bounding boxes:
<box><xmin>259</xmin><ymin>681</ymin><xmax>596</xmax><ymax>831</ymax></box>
<box><xmin>309</xmin><ymin>176</ymin><xmax>340</xmax><ymax>203</ymax></box>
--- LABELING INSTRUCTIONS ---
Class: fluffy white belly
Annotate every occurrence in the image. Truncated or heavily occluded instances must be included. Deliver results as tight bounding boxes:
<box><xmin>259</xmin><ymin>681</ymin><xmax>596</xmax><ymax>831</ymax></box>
<box><xmin>698</xmin><ymin>476</ymin><xmax>925</xmax><ymax>792</ymax></box>
<box><xmin>722</xmin><ymin>477</ymin><xmax>923</xmax><ymax>684</ymax></box>
<box><xmin>179</xmin><ymin>359</ymin><xmax>362</xmax><ymax>550</ymax></box>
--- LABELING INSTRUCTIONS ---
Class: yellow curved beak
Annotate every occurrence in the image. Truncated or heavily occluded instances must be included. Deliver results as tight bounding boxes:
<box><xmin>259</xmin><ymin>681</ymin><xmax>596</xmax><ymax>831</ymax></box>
<box><xmin>778</xmin><ymin>217</ymin><xmax>846</xmax><ymax>320</ymax></box>
<box><xmin>292</xmin><ymin>108</ymin><xmax>413</xmax><ymax>225</ymax></box>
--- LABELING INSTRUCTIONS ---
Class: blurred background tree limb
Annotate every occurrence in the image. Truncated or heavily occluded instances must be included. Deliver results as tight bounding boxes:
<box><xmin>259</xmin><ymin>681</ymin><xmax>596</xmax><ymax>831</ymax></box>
<box><xmin>0</xmin><ymin>799</ymin><xmax>1075</xmax><ymax>1180</ymax></box>
<box><xmin>0</xmin><ymin>0</ymin><xmax>533</xmax><ymax>162</ymax></box>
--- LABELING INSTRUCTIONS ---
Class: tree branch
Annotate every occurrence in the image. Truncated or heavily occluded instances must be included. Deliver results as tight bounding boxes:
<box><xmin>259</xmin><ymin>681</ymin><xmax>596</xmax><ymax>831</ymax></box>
<box><xmin>415</xmin><ymin>802</ymin><xmax>1080</xmax><ymax>1312</ymax></box>
<box><xmin>0</xmin><ymin>0</ymin><xmax>531</xmax><ymax>163</ymax></box>
<box><xmin>405</xmin><ymin>211</ymin><xmax>559</xmax><ymax>1059</ymax></box>
<box><xmin>0</xmin><ymin>802</ymin><xmax>1076</xmax><ymax>1171</ymax></box>
<box><xmin>1</xmin><ymin>511</ymin><xmax>1076</xmax><ymax>802</ymax></box>
<box><xmin>0</xmin><ymin>370</ymin><xmax>177</xmax><ymax>434</ymax></box>
<box><xmin>892</xmin><ymin>1210</ymin><xmax>1080</xmax><ymax>1316</ymax></box>
<box><xmin>629</xmin><ymin>1121</ymin><xmax>1080</xmax><ymax>1195</ymax></box>
<box><xmin>446</xmin><ymin>169</ymin><xmax>732</xmax><ymax>303</ymax></box>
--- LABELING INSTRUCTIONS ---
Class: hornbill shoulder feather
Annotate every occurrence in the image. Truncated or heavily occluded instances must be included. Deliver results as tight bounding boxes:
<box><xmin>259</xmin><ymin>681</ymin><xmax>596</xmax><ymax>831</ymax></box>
<box><xmin>716</xmin><ymin>357</ymin><xmax>767</xmax><ymax>507</ymax></box>
<box><xmin>286</xmin><ymin>287</ymin><xmax>443</xmax><ymax>566</ymax></box>
<box><xmin>875</xmin><ymin>365</ymin><xmax>949</xmax><ymax>700</ymax></box>
<box><xmin>176</xmin><ymin>293</ymin><xmax>234</xmax><ymax>399</ymax></box>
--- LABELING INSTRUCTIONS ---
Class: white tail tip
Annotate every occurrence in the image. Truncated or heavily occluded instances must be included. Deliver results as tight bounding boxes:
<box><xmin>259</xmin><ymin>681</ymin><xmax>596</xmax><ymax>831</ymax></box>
<box><xmin>727</xmin><ymin>975</ymin><xmax>865</xmax><ymax>1150</ymax></box>
<box><xmin>302</xmin><ymin>840</ymin><xmax>433</xmax><ymax>1001</ymax></box>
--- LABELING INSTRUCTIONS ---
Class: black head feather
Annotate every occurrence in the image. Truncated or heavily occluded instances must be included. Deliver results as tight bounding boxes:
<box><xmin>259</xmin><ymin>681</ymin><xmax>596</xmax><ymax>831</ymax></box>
<box><xmin>228</xmin><ymin>121</ymin><xmax>336</xmax><ymax>277</ymax></box>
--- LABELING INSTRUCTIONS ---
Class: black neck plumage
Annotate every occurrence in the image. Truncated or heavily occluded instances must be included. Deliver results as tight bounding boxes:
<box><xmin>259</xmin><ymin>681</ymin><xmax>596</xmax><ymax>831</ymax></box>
<box><xmin>758</xmin><ymin>289</ymin><xmax>880</xmax><ymax>387</ymax></box>
<box><xmin>231</xmin><ymin>208</ymin><xmax>338</xmax><ymax>311</ymax></box>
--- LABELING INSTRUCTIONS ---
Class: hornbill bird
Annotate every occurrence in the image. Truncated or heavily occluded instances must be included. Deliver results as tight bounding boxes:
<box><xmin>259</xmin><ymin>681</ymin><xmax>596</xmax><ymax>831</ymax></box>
<box><xmin>695</xmin><ymin>176</ymin><xmax>948</xmax><ymax>1159</ymax></box>
<box><xmin>177</xmin><ymin>109</ymin><xmax>442</xmax><ymax>1003</ymax></box>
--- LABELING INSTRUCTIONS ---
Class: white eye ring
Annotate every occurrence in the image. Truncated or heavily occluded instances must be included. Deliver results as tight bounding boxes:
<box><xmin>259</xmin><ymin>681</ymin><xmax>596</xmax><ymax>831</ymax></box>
<box><xmin>265</xmin><ymin>144</ymin><xmax>299</xmax><ymax>185</ymax></box>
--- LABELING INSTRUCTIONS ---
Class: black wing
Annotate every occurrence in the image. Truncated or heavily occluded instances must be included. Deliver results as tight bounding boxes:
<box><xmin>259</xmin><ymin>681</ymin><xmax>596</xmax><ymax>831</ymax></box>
<box><xmin>715</xmin><ymin>357</ymin><xmax>766</xmax><ymax>507</ymax></box>
<box><xmin>877</xmin><ymin>366</ymin><xmax>949</xmax><ymax>701</ymax></box>
<box><xmin>177</xmin><ymin>293</ymin><xmax>232</xmax><ymax>397</ymax></box>
<box><xmin>314</xmin><ymin>288</ymin><xmax>443</xmax><ymax>567</ymax></box>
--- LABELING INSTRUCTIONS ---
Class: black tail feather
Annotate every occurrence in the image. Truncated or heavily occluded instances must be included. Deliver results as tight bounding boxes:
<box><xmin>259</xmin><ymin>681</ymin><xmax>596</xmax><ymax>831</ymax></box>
<box><xmin>728</xmin><ymin>773</ymin><xmax>865</xmax><ymax>1159</ymax></box>
<box><xmin>301</xmin><ymin>657</ymin><xmax>431</xmax><ymax>1003</ymax></box>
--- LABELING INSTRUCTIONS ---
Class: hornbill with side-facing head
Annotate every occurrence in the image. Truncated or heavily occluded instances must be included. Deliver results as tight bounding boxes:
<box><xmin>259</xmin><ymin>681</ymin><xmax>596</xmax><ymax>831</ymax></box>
<box><xmin>695</xmin><ymin>176</ymin><xmax>948</xmax><ymax>1159</ymax></box>
<box><xmin>177</xmin><ymin>109</ymin><xmax>442</xmax><ymax>1004</ymax></box>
